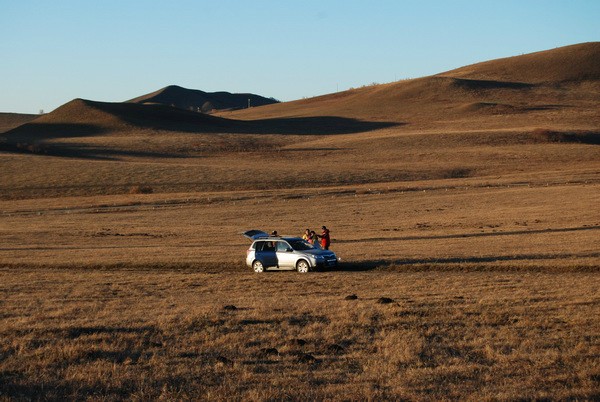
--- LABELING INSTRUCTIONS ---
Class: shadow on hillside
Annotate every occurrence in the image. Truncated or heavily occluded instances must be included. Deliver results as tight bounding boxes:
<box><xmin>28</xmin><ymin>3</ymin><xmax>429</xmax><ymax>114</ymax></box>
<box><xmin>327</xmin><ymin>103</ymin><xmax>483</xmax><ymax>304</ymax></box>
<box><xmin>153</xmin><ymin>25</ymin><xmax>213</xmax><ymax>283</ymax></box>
<box><xmin>0</xmin><ymin>136</ymin><xmax>186</xmax><ymax>160</ymax></box>
<box><xmin>240</xmin><ymin>116</ymin><xmax>402</xmax><ymax>135</ymax></box>
<box><xmin>1</xmin><ymin>123</ymin><xmax>107</xmax><ymax>141</ymax></box>
<box><xmin>101</xmin><ymin>111</ymin><xmax>402</xmax><ymax>135</ymax></box>
<box><xmin>0</xmin><ymin>115</ymin><xmax>401</xmax><ymax>158</ymax></box>
<box><xmin>450</xmin><ymin>77</ymin><xmax>536</xmax><ymax>90</ymax></box>
<box><xmin>74</xmin><ymin>101</ymin><xmax>402</xmax><ymax>135</ymax></box>
<box><xmin>0</xmin><ymin>123</ymin><xmax>124</xmax><ymax>159</ymax></box>
<box><xmin>2</xmin><ymin>110</ymin><xmax>401</xmax><ymax>139</ymax></box>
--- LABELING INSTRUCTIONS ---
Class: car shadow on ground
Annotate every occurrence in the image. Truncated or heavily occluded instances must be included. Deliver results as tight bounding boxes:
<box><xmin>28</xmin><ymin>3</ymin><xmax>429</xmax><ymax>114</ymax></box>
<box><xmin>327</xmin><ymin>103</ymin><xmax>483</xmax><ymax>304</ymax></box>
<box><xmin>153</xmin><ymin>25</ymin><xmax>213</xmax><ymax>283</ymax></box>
<box><xmin>324</xmin><ymin>250</ymin><xmax>600</xmax><ymax>272</ymax></box>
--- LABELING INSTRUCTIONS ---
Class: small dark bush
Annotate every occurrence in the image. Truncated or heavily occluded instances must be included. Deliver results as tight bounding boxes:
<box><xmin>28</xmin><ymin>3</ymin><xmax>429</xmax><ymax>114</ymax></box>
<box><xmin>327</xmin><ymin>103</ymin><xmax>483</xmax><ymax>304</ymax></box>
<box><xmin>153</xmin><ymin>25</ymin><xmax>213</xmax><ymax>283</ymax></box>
<box><xmin>129</xmin><ymin>185</ymin><xmax>153</xmax><ymax>194</ymax></box>
<box><xmin>377</xmin><ymin>297</ymin><xmax>395</xmax><ymax>304</ymax></box>
<box><xmin>446</xmin><ymin>168</ymin><xmax>471</xmax><ymax>179</ymax></box>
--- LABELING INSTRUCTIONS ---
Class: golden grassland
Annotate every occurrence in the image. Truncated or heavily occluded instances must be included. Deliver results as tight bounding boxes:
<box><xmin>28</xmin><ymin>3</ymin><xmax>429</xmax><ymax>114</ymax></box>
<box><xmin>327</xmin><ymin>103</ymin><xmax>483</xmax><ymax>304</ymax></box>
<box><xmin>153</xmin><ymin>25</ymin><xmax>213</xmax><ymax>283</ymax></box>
<box><xmin>1</xmin><ymin>163</ymin><xmax>598</xmax><ymax>399</ymax></box>
<box><xmin>1</xmin><ymin>127</ymin><xmax>599</xmax><ymax>200</ymax></box>
<box><xmin>2</xmin><ymin>126</ymin><xmax>599</xmax><ymax>400</ymax></box>
<box><xmin>1</xmin><ymin>122</ymin><xmax>599</xmax><ymax>400</ymax></box>
<box><xmin>1</xmin><ymin>174</ymin><xmax>599</xmax><ymax>268</ymax></box>
<box><xmin>1</xmin><ymin>268</ymin><xmax>598</xmax><ymax>400</ymax></box>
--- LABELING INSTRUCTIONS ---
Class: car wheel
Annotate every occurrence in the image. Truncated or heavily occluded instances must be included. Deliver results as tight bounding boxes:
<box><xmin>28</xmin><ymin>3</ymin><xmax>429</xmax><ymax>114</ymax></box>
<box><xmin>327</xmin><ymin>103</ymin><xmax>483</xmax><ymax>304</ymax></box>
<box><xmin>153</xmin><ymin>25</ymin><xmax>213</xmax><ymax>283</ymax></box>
<box><xmin>296</xmin><ymin>260</ymin><xmax>310</xmax><ymax>273</ymax></box>
<box><xmin>252</xmin><ymin>260</ymin><xmax>265</xmax><ymax>273</ymax></box>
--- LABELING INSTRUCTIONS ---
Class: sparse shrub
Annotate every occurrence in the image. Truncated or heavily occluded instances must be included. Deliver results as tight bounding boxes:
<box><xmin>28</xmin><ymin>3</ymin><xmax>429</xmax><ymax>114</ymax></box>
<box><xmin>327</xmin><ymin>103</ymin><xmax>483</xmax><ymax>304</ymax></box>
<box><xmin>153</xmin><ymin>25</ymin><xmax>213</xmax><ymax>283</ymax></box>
<box><xmin>129</xmin><ymin>185</ymin><xmax>153</xmax><ymax>194</ymax></box>
<box><xmin>360</xmin><ymin>82</ymin><xmax>381</xmax><ymax>88</ymax></box>
<box><xmin>377</xmin><ymin>297</ymin><xmax>394</xmax><ymax>304</ymax></box>
<box><xmin>446</xmin><ymin>168</ymin><xmax>471</xmax><ymax>179</ymax></box>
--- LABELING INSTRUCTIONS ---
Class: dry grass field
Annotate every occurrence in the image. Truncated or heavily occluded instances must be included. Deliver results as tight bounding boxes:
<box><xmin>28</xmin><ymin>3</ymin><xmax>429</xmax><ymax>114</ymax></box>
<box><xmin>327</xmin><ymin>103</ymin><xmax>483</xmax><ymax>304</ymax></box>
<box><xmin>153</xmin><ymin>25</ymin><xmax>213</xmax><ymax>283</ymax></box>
<box><xmin>0</xmin><ymin>177</ymin><xmax>599</xmax><ymax>269</ymax></box>
<box><xmin>1</xmin><ymin>268</ymin><xmax>598</xmax><ymax>400</ymax></box>
<box><xmin>1</xmin><ymin>43</ymin><xmax>599</xmax><ymax>399</ymax></box>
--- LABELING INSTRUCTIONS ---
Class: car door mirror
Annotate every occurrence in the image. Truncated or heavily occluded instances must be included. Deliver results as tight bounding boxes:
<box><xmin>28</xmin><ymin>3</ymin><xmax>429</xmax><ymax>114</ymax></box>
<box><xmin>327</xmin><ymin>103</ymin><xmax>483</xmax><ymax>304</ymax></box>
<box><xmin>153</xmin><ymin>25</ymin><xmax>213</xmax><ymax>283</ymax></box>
<box><xmin>286</xmin><ymin>248</ymin><xmax>293</xmax><ymax>252</ymax></box>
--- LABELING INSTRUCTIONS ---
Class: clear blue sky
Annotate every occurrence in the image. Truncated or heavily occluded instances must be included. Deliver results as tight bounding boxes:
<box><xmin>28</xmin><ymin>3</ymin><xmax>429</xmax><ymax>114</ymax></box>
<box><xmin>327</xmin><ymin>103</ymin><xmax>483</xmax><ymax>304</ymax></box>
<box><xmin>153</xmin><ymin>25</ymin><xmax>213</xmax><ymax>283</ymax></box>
<box><xmin>1</xmin><ymin>0</ymin><xmax>598</xmax><ymax>113</ymax></box>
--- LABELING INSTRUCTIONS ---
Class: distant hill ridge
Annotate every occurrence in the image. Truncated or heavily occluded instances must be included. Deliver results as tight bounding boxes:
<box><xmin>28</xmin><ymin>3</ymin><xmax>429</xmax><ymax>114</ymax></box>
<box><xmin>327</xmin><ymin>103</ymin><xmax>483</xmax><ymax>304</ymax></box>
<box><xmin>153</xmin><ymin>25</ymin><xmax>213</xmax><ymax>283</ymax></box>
<box><xmin>38</xmin><ymin>98</ymin><xmax>227</xmax><ymax>126</ymax></box>
<box><xmin>438</xmin><ymin>42</ymin><xmax>600</xmax><ymax>83</ymax></box>
<box><xmin>223</xmin><ymin>42</ymin><xmax>600</xmax><ymax>121</ymax></box>
<box><xmin>3</xmin><ymin>42</ymin><xmax>598</xmax><ymax>146</ymax></box>
<box><xmin>127</xmin><ymin>85</ymin><xmax>279</xmax><ymax>112</ymax></box>
<box><xmin>5</xmin><ymin>98</ymin><xmax>239</xmax><ymax>139</ymax></box>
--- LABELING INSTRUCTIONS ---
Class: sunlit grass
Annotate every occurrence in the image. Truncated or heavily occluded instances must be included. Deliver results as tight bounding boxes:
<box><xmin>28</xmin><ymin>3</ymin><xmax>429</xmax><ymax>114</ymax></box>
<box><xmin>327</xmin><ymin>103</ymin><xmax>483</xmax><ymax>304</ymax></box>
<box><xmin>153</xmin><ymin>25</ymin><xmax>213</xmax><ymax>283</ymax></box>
<box><xmin>0</xmin><ymin>268</ymin><xmax>597</xmax><ymax>400</ymax></box>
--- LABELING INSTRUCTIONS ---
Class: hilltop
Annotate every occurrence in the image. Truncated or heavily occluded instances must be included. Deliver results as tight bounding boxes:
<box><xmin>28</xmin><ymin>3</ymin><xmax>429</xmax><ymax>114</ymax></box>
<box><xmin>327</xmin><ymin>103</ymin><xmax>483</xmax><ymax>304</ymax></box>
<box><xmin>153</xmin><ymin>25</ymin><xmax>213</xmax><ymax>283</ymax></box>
<box><xmin>438</xmin><ymin>42</ymin><xmax>600</xmax><ymax>83</ymax></box>
<box><xmin>220</xmin><ymin>42</ymin><xmax>600</xmax><ymax>126</ymax></box>
<box><xmin>13</xmin><ymin>98</ymin><xmax>238</xmax><ymax>133</ymax></box>
<box><xmin>127</xmin><ymin>85</ymin><xmax>279</xmax><ymax>112</ymax></box>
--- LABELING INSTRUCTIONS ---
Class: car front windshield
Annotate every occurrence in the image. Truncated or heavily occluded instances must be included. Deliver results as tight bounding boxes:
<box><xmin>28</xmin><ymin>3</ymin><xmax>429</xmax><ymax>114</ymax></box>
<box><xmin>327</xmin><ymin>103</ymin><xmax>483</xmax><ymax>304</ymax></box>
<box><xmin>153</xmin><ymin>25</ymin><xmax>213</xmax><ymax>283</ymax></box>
<box><xmin>288</xmin><ymin>239</ymin><xmax>316</xmax><ymax>251</ymax></box>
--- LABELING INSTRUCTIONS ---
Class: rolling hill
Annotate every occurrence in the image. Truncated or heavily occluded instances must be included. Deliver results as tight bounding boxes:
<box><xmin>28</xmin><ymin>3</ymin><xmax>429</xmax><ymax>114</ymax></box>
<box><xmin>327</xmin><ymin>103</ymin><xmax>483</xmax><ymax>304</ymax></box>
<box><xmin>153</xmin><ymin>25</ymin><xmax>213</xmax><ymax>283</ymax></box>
<box><xmin>0</xmin><ymin>97</ymin><xmax>395</xmax><ymax>159</ymax></box>
<box><xmin>10</xmin><ymin>98</ymin><xmax>240</xmax><ymax>135</ymax></box>
<box><xmin>0</xmin><ymin>99</ymin><xmax>253</xmax><ymax>158</ymax></box>
<box><xmin>0</xmin><ymin>42</ymin><xmax>597</xmax><ymax>164</ymax></box>
<box><xmin>219</xmin><ymin>42</ymin><xmax>600</xmax><ymax>125</ymax></box>
<box><xmin>127</xmin><ymin>85</ymin><xmax>279</xmax><ymax>112</ymax></box>
<box><xmin>0</xmin><ymin>97</ymin><xmax>241</xmax><ymax>141</ymax></box>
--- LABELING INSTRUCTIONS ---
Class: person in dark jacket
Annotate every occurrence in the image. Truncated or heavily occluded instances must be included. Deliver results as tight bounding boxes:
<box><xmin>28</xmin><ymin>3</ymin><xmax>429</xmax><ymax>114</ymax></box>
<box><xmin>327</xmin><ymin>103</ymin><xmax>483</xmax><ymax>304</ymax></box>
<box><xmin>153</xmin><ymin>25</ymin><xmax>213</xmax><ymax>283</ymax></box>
<box><xmin>319</xmin><ymin>226</ymin><xmax>331</xmax><ymax>250</ymax></box>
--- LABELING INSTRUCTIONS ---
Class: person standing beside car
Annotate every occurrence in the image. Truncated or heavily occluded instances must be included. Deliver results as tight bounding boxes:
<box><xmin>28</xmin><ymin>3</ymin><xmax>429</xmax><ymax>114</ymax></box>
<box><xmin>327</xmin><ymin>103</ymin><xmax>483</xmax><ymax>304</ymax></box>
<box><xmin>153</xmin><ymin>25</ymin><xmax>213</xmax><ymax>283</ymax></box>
<box><xmin>319</xmin><ymin>226</ymin><xmax>331</xmax><ymax>250</ymax></box>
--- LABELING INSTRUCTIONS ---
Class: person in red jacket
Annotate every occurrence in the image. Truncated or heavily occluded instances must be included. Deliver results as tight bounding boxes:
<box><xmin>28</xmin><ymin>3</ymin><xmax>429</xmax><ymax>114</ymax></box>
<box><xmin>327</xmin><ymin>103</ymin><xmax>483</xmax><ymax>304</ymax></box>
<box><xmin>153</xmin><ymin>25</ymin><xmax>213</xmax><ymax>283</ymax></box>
<box><xmin>319</xmin><ymin>226</ymin><xmax>331</xmax><ymax>250</ymax></box>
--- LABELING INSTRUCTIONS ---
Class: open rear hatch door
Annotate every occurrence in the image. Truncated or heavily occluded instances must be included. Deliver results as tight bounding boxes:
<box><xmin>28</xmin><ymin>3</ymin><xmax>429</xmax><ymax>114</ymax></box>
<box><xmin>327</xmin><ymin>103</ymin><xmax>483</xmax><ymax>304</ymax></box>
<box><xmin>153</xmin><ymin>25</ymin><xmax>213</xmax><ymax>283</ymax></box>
<box><xmin>243</xmin><ymin>230</ymin><xmax>269</xmax><ymax>241</ymax></box>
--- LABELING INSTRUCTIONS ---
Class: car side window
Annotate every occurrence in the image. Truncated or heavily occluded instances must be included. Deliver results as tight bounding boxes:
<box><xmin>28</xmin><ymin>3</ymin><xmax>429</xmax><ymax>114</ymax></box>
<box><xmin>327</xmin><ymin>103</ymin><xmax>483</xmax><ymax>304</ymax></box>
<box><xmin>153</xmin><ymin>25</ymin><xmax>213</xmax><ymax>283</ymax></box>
<box><xmin>255</xmin><ymin>241</ymin><xmax>275</xmax><ymax>252</ymax></box>
<box><xmin>276</xmin><ymin>242</ymin><xmax>289</xmax><ymax>252</ymax></box>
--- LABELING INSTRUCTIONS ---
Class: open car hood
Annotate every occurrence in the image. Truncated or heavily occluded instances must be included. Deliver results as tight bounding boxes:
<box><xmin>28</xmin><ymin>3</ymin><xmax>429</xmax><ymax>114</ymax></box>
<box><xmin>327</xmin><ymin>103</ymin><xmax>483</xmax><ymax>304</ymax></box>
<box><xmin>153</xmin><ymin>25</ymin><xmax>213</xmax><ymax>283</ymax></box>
<box><xmin>302</xmin><ymin>248</ymin><xmax>336</xmax><ymax>257</ymax></box>
<box><xmin>242</xmin><ymin>230</ymin><xmax>269</xmax><ymax>241</ymax></box>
